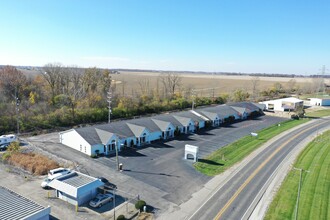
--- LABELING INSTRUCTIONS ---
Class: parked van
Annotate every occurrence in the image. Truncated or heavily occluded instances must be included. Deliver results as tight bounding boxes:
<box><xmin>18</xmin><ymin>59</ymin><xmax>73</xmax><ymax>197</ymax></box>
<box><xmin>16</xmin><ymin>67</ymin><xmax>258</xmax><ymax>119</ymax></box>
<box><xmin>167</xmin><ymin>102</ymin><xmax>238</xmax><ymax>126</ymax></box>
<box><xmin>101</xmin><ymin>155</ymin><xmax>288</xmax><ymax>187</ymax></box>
<box><xmin>0</xmin><ymin>134</ymin><xmax>17</xmax><ymax>147</ymax></box>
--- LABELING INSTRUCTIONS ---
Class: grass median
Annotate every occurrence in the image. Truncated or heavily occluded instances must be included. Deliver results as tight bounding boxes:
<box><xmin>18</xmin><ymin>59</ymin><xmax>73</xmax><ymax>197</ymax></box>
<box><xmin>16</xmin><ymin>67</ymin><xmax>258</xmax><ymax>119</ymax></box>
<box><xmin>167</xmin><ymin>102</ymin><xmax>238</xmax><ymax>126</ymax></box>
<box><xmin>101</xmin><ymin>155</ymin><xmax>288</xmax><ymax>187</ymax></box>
<box><xmin>265</xmin><ymin>130</ymin><xmax>330</xmax><ymax>220</ymax></box>
<box><xmin>194</xmin><ymin>118</ymin><xmax>308</xmax><ymax>176</ymax></box>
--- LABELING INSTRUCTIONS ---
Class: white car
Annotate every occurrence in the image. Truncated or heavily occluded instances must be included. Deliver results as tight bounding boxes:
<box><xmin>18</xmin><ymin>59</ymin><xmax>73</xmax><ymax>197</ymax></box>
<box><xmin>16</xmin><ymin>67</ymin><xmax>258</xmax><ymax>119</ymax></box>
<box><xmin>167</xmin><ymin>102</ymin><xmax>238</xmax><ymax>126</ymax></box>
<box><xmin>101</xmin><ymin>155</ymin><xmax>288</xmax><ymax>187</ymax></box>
<box><xmin>41</xmin><ymin>177</ymin><xmax>53</xmax><ymax>189</ymax></box>
<box><xmin>89</xmin><ymin>193</ymin><xmax>114</xmax><ymax>208</ymax></box>
<box><xmin>48</xmin><ymin>167</ymin><xmax>71</xmax><ymax>179</ymax></box>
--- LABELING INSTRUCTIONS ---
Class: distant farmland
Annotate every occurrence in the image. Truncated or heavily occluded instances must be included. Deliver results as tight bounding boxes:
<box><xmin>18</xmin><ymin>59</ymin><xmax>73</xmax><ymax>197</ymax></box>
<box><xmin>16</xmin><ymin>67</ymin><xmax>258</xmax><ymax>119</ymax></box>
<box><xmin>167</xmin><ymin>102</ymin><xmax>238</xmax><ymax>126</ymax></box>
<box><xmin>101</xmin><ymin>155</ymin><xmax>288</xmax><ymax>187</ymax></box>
<box><xmin>111</xmin><ymin>71</ymin><xmax>323</xmax><ymax>97</ymax></box>
<box><xmin>19</xmin><ymin>68</ymin><xmax>327</xmax><ymax>98</ymax></box>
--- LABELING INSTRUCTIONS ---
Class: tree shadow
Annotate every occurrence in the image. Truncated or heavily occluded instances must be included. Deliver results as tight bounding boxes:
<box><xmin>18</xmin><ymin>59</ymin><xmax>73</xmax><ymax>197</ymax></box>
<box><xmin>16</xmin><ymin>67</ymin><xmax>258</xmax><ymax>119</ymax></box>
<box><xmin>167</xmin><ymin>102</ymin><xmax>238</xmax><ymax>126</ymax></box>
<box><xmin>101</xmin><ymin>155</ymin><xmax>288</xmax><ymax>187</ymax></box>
<box><xmin>197</xmin><ymin>159</ymin><xmax>224</xmax><ymax>166</ymax></box>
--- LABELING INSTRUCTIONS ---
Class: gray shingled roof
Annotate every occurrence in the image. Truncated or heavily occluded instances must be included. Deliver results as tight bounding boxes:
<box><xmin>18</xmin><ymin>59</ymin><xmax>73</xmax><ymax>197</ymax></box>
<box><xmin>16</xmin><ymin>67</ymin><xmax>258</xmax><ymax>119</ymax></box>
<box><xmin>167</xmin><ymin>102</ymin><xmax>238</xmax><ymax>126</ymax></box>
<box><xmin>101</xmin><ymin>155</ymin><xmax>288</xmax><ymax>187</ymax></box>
<box><xmin>198</xmin><ymin>110</ymin><xmax>219</xmax><ymax>120</ymax></box>
<box><xmin>96</xmin><ymin>121</ymin><xmax>135</xmax><ymax>138</ymax></box>
<box><xmin>153</xmin><ymin>114</ymin><xmax>183</xmax><ymax>127</ymax></box>
<box><xmin>195</xmin><ymin>105</ymin><xmax>238</xmax><ymax>119</ymax></box>
<box><xmin>0</xmin><ymin>186</ymin><xmax>49</xmax><ymax>220</ymax></box>
<box><xmin>228</xmin><ymin>102</ymin><xmax>261</xmax><ymax>112</ymax></box>
<box><xmin>128</xmin><ymin>117</ymin><xmax>161</xmax><ymax>132</ymax></box>
<box><xmin>75</xmin><ymin>127</ymin><xmax>101</xmax><ymax>145</ymax></box>
<box><xmin>230</xmin><ymin>106</ymin><xmax>246</xmax><ymax>115</ymax></box>
<box><xmin>214</xmin><ymin>105</ymin><xmax>239</xmax><ymax>118</ymax></box>
<box><xmin>173</xmin><ymin>110</ymin><xmax>208</xmax><ymax>122</ymax></box>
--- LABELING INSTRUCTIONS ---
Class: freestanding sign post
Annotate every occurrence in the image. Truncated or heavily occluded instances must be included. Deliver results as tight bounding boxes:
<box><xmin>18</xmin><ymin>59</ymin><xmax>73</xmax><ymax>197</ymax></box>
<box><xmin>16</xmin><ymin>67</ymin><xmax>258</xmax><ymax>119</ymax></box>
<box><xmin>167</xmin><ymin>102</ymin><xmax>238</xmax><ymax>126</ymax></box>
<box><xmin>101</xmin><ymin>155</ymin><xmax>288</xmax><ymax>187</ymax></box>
<box><xmin>184</xmin><ymin>144</ymin><xmax>199</xmax><ymax>162</ymax></box>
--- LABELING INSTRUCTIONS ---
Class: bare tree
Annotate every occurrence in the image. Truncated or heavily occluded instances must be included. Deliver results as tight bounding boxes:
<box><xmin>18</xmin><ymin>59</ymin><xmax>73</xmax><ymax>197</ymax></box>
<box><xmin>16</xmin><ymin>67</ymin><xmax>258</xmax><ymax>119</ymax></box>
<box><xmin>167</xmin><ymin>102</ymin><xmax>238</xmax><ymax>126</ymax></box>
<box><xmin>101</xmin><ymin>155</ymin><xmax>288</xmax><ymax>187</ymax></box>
<box><xmin>0</xmin><ymin>65</ymin><xmax>27</xmax><ymax>101</ymax></box>
<box><xmin>82</xmin><ymin>67</ymin><xmax>102</xmax><ymax>93</ymax></box>
<box><xmin>42</xmin><ymin>63</ymin><xmax>63</xmax><ymax>105</ymax></box>
<box><xmin>250</xmin><ymin>76</ymin><xmax>260</xmax><ymax>101</ymax></box>
<box><xmin>159</xmin><ymin>72</ymin><xmax>182</xmax><ymax>98</ymax></box>
<box><xmin>286</xmin><ymin>79</ymin><xmax>297</xmax><ymax>93</ymax></box>
<box><xmin>138</xmin><ymin>78</ymin><xmax>150</xmax><ymax>96</ymax></box>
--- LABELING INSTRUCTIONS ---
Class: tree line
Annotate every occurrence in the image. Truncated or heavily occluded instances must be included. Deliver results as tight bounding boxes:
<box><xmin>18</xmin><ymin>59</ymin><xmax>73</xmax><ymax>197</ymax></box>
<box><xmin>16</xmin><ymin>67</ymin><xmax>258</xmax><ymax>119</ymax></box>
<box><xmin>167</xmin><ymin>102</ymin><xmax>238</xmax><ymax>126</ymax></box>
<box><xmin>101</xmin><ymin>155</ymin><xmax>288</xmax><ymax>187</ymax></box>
<box><xmin>0</xmin><ymin>64</ymin><xmax>328</xmax><ymax>134</ymax></box>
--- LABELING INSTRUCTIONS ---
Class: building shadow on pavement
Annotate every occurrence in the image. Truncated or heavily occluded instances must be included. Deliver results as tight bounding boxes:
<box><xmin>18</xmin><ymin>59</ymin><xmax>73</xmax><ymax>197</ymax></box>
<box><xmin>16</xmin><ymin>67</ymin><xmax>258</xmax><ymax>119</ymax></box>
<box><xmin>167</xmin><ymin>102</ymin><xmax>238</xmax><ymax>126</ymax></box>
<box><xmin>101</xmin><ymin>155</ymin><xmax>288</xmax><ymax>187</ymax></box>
<box><xmin>123</xmin><ymin>169</ymin><xmax>180</xmax><ymax>178</ymax></box>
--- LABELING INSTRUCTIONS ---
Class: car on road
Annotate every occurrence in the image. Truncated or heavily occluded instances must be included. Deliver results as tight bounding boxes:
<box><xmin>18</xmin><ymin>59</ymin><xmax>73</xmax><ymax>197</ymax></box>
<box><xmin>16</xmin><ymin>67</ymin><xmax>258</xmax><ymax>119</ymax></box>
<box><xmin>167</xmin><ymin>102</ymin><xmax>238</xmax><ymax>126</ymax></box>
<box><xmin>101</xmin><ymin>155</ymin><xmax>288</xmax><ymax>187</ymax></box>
<box><xmin>97</xmin><ymin>176</ymin><xmax>117</xmax><ymax>190</ymax></box>
<box><xmin>89</xmin><ymin>193</ymin><xmax>114</xmax><ymax>208</ymax></box>
<box><xmin>48</xmin><ymin>167</ymin><xmax>71</xmax><ymax>179</ymax></box>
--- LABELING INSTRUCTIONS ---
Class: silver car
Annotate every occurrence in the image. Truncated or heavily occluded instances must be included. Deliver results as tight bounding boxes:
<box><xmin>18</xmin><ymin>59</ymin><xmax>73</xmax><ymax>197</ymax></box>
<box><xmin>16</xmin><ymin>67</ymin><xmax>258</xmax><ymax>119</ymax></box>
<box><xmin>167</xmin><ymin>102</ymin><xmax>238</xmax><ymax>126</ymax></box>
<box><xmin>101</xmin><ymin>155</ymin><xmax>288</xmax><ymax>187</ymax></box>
<box><xmin>89</xmin><ymin>193</ymin><xmax>114</xmax><ymax>208</ymax></box>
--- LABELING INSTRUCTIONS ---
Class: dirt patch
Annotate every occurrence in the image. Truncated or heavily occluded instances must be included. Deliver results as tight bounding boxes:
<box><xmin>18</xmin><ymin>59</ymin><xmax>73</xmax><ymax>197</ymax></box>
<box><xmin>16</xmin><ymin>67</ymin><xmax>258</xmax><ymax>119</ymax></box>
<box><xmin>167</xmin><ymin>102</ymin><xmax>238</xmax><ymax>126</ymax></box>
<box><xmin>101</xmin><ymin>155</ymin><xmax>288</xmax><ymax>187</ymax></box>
<box><xmin>138</xmin><ymin>212</ymin><xmax>154</xmax><ymax>220</ymax></box>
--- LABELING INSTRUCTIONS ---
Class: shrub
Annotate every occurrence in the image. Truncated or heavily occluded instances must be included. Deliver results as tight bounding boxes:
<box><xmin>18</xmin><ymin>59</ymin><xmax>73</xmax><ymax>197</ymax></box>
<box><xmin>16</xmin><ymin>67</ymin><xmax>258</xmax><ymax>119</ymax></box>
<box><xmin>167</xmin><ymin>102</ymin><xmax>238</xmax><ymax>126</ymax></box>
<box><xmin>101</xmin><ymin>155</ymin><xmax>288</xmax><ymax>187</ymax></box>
<box><xmin>117</xmin><ymin>215</ymin><xmax>126</xmax><ymax>220</ymax></box>
<box><xmin>7</xmin><ymin>152</ymin><xmax>59</xmax><ymax>175</ymax></box>
<box><xmin>291</xmin><ymin>114</ymin><xmax>299</xmax><ymax>120</ymax></box>
<box><xmin>135</xmin><ymin>200</ymin><xmax>146</xmax><ymax>211</ymax></box>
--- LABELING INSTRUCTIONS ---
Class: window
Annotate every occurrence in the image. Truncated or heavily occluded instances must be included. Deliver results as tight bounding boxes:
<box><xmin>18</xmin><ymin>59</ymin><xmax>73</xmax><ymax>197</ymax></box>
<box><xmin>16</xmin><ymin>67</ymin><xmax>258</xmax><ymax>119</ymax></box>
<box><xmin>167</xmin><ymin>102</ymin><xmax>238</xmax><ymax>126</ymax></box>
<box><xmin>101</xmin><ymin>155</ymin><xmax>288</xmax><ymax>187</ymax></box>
<box><xmin>80</xmin><ymin>145</ymin><xmax>82</xmax><ymax>151</ymax></box>
<box><xmin>84</xmin><ymin>146</ymin><xmax>86</xmax><ymax>153</ymax></box>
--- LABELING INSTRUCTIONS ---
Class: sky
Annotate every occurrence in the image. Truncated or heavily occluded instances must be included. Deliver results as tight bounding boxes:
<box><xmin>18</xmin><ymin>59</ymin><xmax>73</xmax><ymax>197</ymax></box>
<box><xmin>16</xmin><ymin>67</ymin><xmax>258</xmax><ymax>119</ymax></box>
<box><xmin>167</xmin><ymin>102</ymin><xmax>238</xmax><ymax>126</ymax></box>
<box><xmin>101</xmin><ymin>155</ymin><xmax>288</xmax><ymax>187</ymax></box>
<box><xmin>0</xmin><ymin>0</ymin><xmax>329</xmax><ymax>75</ymax></box>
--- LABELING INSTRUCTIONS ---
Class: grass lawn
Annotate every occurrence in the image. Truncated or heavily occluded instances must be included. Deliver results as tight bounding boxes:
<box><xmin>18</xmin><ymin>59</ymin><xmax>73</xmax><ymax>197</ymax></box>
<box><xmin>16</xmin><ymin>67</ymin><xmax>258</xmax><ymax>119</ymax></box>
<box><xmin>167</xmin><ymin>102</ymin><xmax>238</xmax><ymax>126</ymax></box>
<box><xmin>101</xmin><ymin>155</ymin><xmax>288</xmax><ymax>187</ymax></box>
<box><xmin>264</xmin><ymin>130</ymin><xmax>330</xmax><ymax>220</ymax></box>
<box><xmin>306</xmin><ymin>109</ymin><xmax>330</xmax><ymax>118</ymax></box>
<box><xmin>194</xmin><ymin>118</ymin><xmax>308</xmax><ymax>176</ymax></box>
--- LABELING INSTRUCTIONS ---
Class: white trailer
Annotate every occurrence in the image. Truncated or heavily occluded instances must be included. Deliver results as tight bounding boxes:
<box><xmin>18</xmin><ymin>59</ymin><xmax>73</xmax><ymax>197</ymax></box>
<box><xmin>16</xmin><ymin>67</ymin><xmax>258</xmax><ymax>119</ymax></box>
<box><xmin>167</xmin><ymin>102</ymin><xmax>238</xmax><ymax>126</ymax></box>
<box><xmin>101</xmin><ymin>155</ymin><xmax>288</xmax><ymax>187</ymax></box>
<box><xmin>0</xmin><ymin>134</ymin><xmax>17</xmax><ymax>147</ymax></box>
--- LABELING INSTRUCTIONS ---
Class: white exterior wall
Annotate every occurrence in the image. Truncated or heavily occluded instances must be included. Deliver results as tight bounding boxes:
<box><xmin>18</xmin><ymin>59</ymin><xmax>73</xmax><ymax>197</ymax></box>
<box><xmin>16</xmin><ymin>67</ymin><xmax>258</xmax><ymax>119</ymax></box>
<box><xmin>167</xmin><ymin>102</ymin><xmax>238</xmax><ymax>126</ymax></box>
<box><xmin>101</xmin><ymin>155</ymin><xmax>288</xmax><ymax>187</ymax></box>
<box><xmin>77</xmin><ymin>188</ymin><xmax>97</xmax><ymax>206</ymax></box>
<box><xmin>59</xmin><ymin>130</ymin><xmax>92</xmax><ymax>156</ymax></box>
<box><xmin>310</xmin><ymin>98</ymin><xmax>330</xmax><ymax>106</ymax></box>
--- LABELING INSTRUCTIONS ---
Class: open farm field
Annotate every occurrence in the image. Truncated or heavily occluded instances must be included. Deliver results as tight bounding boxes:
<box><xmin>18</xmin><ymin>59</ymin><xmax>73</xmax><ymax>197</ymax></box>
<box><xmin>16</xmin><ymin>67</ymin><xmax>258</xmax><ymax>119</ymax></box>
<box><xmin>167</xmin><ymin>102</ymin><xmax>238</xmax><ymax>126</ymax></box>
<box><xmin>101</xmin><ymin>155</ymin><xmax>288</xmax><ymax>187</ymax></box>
<box><xmin>111</xmin><ymin>71</ymin><xmax>323</xmax><ymax>97</ymax></box>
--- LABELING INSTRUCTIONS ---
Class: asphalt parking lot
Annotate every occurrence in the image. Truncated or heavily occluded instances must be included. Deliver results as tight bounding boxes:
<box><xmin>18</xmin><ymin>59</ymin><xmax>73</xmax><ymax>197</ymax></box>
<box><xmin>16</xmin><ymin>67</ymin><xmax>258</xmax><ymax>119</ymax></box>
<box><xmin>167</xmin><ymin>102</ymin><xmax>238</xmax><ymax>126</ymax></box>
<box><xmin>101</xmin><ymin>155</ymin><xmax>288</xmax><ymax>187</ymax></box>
<box><xmin>93</xmin><ymin>116</ymin><xmax>286</xmax><ymax>204</ymax></box>
<box><xmin>22</xmin><ymin>115</ymin><xmax>286</xmax><ymax>217</ymax></box>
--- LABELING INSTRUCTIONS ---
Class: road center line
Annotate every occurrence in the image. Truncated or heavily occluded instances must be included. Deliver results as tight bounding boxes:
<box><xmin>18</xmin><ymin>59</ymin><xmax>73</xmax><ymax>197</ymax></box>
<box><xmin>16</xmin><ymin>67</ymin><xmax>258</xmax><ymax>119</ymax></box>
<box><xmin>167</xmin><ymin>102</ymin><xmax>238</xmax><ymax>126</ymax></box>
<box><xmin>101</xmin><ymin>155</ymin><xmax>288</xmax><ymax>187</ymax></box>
<box><xmin>214</xmin><ymin>122</ymin><xmax>322</xmax><ymax>220</ymax></box>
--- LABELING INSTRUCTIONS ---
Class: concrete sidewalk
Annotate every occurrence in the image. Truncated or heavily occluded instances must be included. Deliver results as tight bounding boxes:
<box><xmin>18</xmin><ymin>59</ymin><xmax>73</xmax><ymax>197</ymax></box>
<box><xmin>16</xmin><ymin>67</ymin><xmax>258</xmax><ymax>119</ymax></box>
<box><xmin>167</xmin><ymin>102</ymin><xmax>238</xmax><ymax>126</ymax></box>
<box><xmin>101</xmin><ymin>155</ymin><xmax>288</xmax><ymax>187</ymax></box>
<box><xmin>157</xmin><ymin>119</ymin><xmax>318</xmax><ymax>220</ymax></box>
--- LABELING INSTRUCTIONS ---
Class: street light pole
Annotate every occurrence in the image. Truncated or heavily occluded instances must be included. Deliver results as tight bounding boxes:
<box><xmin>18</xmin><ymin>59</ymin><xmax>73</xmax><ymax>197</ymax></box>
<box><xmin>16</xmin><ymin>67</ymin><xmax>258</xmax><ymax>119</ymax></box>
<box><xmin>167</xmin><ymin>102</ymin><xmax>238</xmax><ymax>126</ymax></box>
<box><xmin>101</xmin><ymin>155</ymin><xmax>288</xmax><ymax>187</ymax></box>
<box><xmin>293</xmin><ymin>167</ymin><xmax>309</xmax><ymax>220</ymax></box>
<box><xmin>115</xmin><ymin>138</ymin><xmax>120</xmax><ymax>171</ymax></box>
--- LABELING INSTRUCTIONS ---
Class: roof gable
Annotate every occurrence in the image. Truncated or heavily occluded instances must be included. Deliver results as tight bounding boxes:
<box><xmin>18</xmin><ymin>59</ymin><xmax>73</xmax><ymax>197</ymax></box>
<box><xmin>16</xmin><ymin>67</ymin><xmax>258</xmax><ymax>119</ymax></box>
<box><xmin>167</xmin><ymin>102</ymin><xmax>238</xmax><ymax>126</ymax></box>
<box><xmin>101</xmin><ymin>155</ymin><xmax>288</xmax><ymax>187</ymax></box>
<box><xmin>126</xmin><ymin>123</ymin><xmax>148</xmax><ymax>137</ymax></box>
<box><xmin>172</xmin><ymin>115</ymin><xmax>193</xmax><ymax>126</ymax></box>
<box><xmin>151</xmin><ymin>119</ymin><xmax>173</xmax><ymax>131</ymax></box>
<box><xmin>95</xmin><ymin>128</ymin><xmax>115</xmax><ymax>145</ymax></box>
<box><xmin>199</xmin><ymin>110</ymin><xmax>219</xmax><ymax>120</ymax></box>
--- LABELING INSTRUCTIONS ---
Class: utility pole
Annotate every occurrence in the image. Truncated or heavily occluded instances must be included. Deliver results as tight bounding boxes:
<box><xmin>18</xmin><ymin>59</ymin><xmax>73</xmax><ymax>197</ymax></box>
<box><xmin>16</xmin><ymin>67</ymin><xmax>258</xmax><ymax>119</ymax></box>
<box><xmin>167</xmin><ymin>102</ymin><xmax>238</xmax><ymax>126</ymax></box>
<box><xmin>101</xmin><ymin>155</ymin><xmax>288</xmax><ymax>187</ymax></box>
<box><xmin>191</xmin><ymin>89</ymin><xmax>195</xmax><ymax>110</ymax></box>
<box><xmin>318</xmin><ymin>65</ymin><xmax>328</xmax><ymax>95</ymax></box>
<box><xmin>191</xmin><ymin>86</ymin><xmax>223</xmax><ymax>110</ymax></box>
<box><xmin>293</xmin><ymin>167</ymin><xmax>310</xmax><ymax>220</ymax></box>
<box><xmin>14</xmin><ymin>87</ymin><xmax>20</xmax><ymax>136</ymax></box>
<box><xmin>107</xmin><ymin>81</ymin><xmax>112</xmax><ymax>124</ymax></box>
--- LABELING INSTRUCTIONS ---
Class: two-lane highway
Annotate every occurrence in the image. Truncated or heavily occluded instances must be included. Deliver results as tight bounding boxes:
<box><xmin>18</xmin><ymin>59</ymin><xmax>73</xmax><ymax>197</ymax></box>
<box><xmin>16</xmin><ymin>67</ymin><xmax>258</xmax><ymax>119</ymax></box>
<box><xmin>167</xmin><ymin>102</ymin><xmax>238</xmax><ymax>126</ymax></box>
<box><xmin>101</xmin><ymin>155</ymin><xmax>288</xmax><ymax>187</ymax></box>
<box><xmin>189</xmin><ymin>119</ymin><xmax>330</xmax><ymax>220</ymax></box>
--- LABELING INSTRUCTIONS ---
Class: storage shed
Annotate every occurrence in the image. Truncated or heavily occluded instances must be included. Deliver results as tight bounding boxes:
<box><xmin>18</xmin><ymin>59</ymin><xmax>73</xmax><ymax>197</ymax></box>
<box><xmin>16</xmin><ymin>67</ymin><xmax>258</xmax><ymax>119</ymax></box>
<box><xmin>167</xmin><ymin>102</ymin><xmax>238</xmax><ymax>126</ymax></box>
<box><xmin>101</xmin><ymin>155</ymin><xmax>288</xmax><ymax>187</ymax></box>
<box><xmin>47</xmin><ymin>172</ymin><xmax>104</xmax><ymax>206</ymax></box>
<box><xmin>0</xmin><ymin>186</ymin><xmax>51</xmax><ymax>220</ymax></box>
<box><xmin>309</xmin><ymin>98</ymin><xmax>330</xmax><ymax>106</ymax></box>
